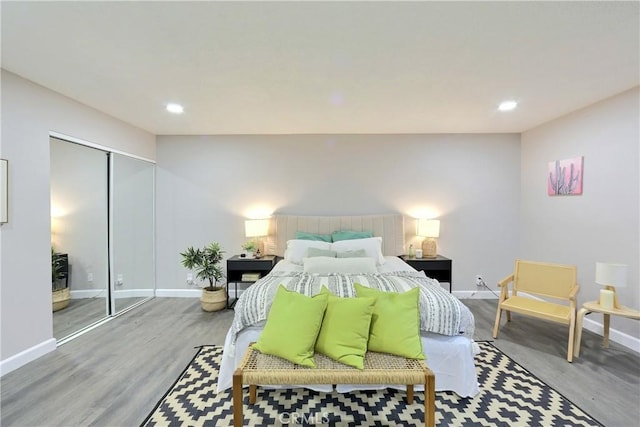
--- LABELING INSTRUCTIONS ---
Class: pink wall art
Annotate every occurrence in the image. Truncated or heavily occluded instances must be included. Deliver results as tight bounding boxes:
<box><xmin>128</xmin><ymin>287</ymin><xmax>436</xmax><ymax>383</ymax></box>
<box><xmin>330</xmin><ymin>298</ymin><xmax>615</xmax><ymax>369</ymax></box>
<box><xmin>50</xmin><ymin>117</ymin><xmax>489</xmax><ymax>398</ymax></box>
<box><xmin>548</xmin><ymin>156</ymin><xmax>583</xmax><ymax>196</ymax></box>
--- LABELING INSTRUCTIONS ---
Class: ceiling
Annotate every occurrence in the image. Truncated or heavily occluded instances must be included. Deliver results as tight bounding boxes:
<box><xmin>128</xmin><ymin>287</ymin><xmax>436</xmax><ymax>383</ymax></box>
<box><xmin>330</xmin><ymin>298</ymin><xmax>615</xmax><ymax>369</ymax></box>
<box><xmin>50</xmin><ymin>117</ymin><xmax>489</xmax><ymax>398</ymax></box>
<box><xmin>1</xmin><ymin>1</ymin><xmax>638</xmax><ymax>135</ymax></box>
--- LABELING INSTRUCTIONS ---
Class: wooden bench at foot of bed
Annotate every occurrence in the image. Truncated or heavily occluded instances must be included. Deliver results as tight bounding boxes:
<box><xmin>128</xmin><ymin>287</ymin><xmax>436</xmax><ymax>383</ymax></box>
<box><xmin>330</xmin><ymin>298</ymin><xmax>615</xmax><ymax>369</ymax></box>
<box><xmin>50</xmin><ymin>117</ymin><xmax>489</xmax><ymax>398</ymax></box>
<box><xmin>232</xmin><ymin>345</ymin><xmax>435</xmax><ymax>427</ymax></box>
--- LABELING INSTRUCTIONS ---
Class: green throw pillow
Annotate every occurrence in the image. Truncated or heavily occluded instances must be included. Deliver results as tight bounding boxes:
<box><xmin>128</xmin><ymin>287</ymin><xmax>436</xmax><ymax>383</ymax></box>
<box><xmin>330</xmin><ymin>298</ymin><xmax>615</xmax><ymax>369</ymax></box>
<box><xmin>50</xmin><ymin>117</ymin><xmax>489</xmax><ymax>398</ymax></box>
<box><xmin>295</xmin><ymin>231</ymin><xmax>332</xmax><ymax>242</ymax></box>
<box><xmin>354</xmin><ymin>283</ymin><xmax>425</xmax><ymax>360</ymax></box>
<box><xmin>331</xmin><ymin>230</ymin><xmax>373</xmax><ymax>242</ymax></box>
<box><xmin>315</xmin><ymin>287</ymin><xmax>375</xmax><ymax>369</ymax></box>
<box><xmin>253</xmin><ymin>285</ymin><xmax>328</xmax><ymax>367</ymax></box>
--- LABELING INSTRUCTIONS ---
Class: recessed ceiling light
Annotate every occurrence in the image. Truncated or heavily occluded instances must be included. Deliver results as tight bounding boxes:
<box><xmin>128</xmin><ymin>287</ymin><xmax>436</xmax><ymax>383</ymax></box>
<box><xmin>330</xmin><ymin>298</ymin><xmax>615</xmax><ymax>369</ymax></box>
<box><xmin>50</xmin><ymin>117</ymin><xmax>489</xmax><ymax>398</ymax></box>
<box><xmin>498</xmin><ymin>100</ymin><xmax>518</xmax><ymax>111</ymax></box>
<box><xmin>166</xmin><ymin>103</ymin><xmax>184</xmax><ymax>114</ymax></box>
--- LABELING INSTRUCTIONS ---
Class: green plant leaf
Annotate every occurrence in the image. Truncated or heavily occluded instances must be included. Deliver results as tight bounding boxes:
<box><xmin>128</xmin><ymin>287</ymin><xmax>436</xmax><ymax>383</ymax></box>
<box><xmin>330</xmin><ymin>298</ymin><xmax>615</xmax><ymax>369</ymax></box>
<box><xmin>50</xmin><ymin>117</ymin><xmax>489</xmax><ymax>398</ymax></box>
<box><xmin>180</xmin><ymin>242</ymin><xmax>226</xmax><ymax>287</ymax></box>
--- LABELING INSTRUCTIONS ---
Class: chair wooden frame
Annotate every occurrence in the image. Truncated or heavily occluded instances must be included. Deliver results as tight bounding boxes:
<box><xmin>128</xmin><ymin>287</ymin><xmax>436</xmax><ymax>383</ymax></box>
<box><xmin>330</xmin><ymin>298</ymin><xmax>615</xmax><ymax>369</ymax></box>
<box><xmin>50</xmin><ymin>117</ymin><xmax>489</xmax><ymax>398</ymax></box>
<box><xmin>493</xmin><ymin>260</ymin><xmax>579</xmax><ymax>362</ymax></box>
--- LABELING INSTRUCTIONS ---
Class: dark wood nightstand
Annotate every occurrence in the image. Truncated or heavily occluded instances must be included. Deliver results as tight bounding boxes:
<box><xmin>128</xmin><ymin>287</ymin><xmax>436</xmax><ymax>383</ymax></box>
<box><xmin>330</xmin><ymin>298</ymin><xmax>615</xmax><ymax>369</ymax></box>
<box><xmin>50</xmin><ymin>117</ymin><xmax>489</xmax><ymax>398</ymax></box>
<box><xmin>226</xmin><ymin>255</ymin><xmax>278</xmax><ymax>308</ymax></box>
<box><xmin>400</xmin><ymin>255</ymin><xmax>453</xmax><ymax>292</ymax></box>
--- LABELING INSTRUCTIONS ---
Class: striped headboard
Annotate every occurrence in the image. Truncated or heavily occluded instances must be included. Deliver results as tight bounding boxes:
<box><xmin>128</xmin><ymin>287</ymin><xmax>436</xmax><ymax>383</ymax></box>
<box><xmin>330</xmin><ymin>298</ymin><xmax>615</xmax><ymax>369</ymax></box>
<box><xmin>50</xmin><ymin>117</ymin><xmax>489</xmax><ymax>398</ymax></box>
<box><xmin>270</xmin><ymin>214</ymin><xmax>405</xmax><ymax>257</ymax></box>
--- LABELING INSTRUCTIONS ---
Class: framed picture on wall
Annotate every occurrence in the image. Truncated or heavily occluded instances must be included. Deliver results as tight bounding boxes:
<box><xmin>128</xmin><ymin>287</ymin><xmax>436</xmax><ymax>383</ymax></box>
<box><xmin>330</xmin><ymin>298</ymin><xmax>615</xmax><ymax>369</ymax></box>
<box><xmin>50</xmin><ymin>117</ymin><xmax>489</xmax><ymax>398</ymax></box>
<box><xmin>0</xmin><ymin>159</ymin><xmax>7</xmax><ymax>223</ymax></box>
<box><xmin>548</xmin><ymin>156</ymin><xmax>583</xmax><ymax>196</ymax></box>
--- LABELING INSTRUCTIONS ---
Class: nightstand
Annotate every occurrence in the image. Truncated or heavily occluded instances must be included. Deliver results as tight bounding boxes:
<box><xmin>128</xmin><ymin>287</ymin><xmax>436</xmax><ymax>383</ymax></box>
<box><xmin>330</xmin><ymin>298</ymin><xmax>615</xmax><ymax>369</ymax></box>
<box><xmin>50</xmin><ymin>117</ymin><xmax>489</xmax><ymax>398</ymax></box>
<box><xmin>400</xmin><ymin>255</ymin><xmax>453</xmax><ymax>292</ymax></box>
<box><xmin>226</xmin><ymin>255</ymin><xmax>278</xmax><ymax>308</ymax></box>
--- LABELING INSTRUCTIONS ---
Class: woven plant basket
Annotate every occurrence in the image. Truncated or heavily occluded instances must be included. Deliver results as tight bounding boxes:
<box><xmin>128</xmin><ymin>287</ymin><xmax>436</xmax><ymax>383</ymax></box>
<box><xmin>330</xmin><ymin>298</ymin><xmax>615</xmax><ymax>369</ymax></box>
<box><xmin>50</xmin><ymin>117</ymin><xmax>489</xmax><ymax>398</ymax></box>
<box><xmin>52</xmin><ymin>287</ymin><xmax>71</xmax><ymax>312</ymax></box>
<box><xmin>200</xmin><ymin>287</ymin><xmax>226</xmax><ymax>312</ymax></box>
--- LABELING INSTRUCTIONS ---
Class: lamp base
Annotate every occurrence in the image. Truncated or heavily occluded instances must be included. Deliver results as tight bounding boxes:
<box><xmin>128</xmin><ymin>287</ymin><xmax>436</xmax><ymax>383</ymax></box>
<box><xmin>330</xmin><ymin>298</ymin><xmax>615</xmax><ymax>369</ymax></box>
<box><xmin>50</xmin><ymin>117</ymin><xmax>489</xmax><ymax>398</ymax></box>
<box><xmin>422</xmin><ymin>238</ymin><xmax>437</xmax><ymax>258</ymax></box>
<box><xmin>597</xmin><ymin>285</ymin><xmax>621</xmax><ymax>310</ymax></box>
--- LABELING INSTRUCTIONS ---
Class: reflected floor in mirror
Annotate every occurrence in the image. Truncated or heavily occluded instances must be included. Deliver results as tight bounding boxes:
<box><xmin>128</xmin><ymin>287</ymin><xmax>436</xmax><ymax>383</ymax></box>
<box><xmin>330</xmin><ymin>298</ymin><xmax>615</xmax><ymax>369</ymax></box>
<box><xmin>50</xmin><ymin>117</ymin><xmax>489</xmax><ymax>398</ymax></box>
<box><xmin>53</xmin><ymin>297</ymin><xmax>107</xmax><ymax>340</ymax></box>
<box><xmin>53</xmin><ymin>297</ymin><xmax>148</xmax><ymax>340</ymax></box>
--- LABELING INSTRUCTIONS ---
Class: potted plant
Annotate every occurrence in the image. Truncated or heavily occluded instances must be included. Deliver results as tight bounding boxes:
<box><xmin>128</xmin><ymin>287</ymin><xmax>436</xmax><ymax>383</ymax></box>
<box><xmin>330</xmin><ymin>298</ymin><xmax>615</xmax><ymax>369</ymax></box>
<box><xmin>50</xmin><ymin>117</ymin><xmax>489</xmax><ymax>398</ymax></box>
<box><xmin>180</xmin><ymin>242</ymin><xmax>227</xmax><ymax>312</ymax></box>
<box><xmin>241</xmin><ymin>240</ymin><xmax>258</xmax><ymax>258</ymax></box>
<box><xmin>52</xmin><ymin>247</ymin><xmax>70</xmax><ymax>311</ymax></box>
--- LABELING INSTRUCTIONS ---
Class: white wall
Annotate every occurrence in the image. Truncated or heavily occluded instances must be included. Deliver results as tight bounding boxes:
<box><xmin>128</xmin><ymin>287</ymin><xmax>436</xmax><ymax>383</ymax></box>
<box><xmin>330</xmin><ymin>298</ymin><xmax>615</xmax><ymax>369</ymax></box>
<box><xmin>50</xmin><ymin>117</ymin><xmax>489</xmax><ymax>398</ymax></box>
<box><xmin>0</xmin><ymin>70</ymin><xmax>155</xmax><ymax>373</ymax></box>
<box><xmin>521</xmin><ymin>87</ymin><xmax>639</xmax><ymax>338</ymax></box>
<box><xmin>156</xmin><ymin>133</ymin><xmax>521</xmax><ymax>294</ymax></box>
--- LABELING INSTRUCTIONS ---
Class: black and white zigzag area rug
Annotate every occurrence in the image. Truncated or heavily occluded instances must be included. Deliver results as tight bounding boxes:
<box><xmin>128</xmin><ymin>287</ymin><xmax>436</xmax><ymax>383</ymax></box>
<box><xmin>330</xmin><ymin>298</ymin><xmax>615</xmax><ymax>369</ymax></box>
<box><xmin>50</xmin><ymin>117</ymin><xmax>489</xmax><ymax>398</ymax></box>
<box><xmin>142</xmin><ymin>343</ymin><xmax>601</xmax><ymax>426</ymax></box>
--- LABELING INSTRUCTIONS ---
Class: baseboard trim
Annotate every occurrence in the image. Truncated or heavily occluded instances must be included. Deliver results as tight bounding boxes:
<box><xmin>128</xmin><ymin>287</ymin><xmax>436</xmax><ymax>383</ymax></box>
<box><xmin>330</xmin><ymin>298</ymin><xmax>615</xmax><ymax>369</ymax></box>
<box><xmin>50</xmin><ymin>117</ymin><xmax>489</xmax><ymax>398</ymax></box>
<box><xmin>455</xmin><ymin>290</ymin><xmax>498</xmax><ymax>299</ymax></box>
<box><xmin>71</xmin><ymin>289</ymin><xmax>155</xmax><ymax>299</ymax></box>
<box><xmin>0</xmin><ymin>338</ymin><xmax>57</xmax><ymax>377</ymax></box>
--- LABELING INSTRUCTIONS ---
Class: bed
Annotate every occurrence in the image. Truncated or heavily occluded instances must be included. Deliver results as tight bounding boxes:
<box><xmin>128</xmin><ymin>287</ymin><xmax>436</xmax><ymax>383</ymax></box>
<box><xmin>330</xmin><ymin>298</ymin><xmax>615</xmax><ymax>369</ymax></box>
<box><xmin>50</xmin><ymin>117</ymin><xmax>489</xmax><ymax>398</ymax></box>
<box><xmin>217</xmin><ymin>214</ymin><xmax>480</xmax><ymax>397</ymax></box>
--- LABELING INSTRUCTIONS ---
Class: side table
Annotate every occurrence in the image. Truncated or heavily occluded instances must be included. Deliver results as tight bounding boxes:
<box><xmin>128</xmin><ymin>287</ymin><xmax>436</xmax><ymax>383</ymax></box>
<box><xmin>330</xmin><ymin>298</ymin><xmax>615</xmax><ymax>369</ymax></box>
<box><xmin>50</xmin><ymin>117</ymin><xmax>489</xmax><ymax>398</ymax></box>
<box><xmin>400</xmin><ymin>255</ymin><xmax>452</xmax><ymax>292</ymax></box>
<box><xmin>574</xmin><ymin>301</ymin><xmax>640</xmax><ymax>357</ymax></box>
<box><xmin>226</xmin><ymin>255</ymin><xmax>278</xmax><ymax>309</ymax></box>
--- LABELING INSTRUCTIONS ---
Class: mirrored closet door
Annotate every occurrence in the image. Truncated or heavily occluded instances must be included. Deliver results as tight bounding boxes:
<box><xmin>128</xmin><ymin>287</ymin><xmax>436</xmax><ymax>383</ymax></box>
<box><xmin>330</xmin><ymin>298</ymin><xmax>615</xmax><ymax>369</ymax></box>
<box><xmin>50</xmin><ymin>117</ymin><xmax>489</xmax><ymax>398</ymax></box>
<box><xmin>51</xmin><ymin>137</ymin><xmax>155</xmax><ymax>341</ymax></box>
<box><xmin>111</xmin><ymin>153</ymin><xmax>155</xmax><ymax>314</ymax></box>
<box><xmin>51</xmin><ymin>138</ymin><xmax>109</xmax><ymax>339</ymax></box>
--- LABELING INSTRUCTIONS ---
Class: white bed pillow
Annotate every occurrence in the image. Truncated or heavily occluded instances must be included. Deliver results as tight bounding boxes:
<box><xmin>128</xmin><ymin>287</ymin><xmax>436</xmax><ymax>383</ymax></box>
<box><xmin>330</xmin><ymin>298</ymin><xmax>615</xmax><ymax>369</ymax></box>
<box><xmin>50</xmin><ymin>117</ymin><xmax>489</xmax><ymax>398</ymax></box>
<box><xmin>330</xmin><ymin>237</ymin><xmax>386</xmax><ymax>265</ymax></box>
<box><xmin>303</xmin><ymin>256</ymin><xmax>378</xmax><ymax>274</ymax></box>
<box><xmin>336</xmin><ymin>249</ymin><xmax>368</xmax><ymax>258</ymax></box>
<box><xmin>284</xmin><ymin>239</ymin><xmax>332</xmax><ymax>265</ymax></box>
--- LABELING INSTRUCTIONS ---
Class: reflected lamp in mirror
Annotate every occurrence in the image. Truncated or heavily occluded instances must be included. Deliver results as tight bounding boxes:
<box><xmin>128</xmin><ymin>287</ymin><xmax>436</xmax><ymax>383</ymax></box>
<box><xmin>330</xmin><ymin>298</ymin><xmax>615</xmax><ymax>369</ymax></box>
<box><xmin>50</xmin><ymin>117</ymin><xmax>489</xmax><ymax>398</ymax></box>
<box><xmin>244</xmin><ymin>219</ymin><xmax>269</xmax><ymax>257</ymax></box>
<box><xmin>595</xmin><ymin>262</ymin><xmax>627</xmax><ymax>310</ymax></box>
<box><xmin>417</xmin><ymin>219</ymin><xmax>440</xmax><ymax>258</ymax></box>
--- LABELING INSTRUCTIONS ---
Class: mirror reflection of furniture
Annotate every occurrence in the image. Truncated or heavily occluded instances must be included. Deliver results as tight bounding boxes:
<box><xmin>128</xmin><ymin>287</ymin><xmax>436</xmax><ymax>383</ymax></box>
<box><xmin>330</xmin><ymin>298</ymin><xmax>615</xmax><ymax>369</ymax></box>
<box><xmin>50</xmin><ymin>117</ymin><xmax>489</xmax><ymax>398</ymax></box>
<box><xmin>244</xmin><ymin>219</ymin><xmax>269</xmax><ymax>258</ymax></box>
<box><xmin>493</xmin><ymin>260</ymin><xmax>579</xmax><ymax>362</ymax></box>
<box><xmin>417</xmin><ymin>219</ymin><xmax>440</xmax><ymax>258</ymax></box>
<box><xmin>595</xmin><ymin>262</ymin><xmax>627</xmax><ymax>310</ymax></box>
<box><xmin>52</xmin><ymin>251</ymin><xmax>70</xmax><ymax>312</ymax></box>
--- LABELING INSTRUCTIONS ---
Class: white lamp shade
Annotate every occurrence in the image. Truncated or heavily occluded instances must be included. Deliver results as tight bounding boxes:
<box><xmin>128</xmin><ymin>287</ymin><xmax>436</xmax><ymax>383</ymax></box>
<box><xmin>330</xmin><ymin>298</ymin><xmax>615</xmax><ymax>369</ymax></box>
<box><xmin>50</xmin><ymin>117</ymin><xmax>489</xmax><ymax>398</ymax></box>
<box><xmin>245</xmin><ymin>219</ymin><xmax>269</xmax><ymax>238</ymax></box>
<box><xmin>418</xmin><ymin>219</ymin><xmax>440</xmax><ymax>238</ymax></box>
<box><xmin>595</xmin><ymin>262</ymin><xmax>627</xmax><ymax>288</ymax></box>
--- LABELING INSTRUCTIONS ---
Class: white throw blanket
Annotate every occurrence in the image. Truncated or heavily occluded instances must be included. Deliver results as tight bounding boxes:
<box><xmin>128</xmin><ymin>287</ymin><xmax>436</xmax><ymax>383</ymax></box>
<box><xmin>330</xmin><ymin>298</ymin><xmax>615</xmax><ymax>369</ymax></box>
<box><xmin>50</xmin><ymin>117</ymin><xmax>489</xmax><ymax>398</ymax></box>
<box><xmin>229</xmin><ymin>270</ymin><xmax>475</xmax><ymax>355</ymax></box>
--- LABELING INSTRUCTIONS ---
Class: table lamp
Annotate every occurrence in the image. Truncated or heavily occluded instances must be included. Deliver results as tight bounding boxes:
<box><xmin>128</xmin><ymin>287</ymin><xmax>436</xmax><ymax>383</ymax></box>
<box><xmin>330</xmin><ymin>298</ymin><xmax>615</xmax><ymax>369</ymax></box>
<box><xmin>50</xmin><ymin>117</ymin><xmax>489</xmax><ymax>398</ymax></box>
<box><xmin>595</xmin><ymin>262</ymin><xmax>627</xmax><ymax>310</ymax></box>
<box><xmin>418</xmin><ymin>219</ymin><xmax>440</xmax><ymax>258</ymax></box>
<box><xmin>244</xmin><ymin>219</ymin><xmax>269</xmax><ymax>258</ymax></box>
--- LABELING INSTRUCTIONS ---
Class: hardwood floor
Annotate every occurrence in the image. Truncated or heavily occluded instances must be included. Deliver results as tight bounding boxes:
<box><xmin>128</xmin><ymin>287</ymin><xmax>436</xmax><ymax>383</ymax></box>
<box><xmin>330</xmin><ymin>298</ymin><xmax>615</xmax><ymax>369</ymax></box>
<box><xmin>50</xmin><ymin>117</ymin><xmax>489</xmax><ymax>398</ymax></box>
<box><xmin>53</xmin><ymin>297</ymin><xmax>107</xmax><ymax>340</ymax></box>
<box><xmin>1</xmin><ymin>298</ymin><xmax>638</xmax><ymax>426</ymax></box>
<box><xmin>474</xmin><ymin>299</ymin><xmax>640</xmax><ymax>427</ymax></box>
<box><xmin>53</xmin><ymin>297</ymin><xmax>152</xmax><ymax>340</ymax></box>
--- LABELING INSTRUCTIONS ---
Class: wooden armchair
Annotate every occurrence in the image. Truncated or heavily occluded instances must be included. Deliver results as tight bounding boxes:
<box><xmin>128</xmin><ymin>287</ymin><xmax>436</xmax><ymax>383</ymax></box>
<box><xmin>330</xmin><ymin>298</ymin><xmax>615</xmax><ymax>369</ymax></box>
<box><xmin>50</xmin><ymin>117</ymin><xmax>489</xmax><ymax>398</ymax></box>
<box><xmin>493</xmin><ymin>260</ymin><xmax>579</xmax><ymax>362</ymax></box>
